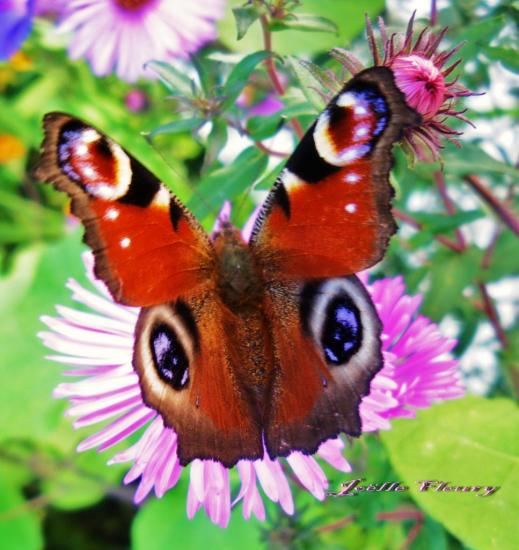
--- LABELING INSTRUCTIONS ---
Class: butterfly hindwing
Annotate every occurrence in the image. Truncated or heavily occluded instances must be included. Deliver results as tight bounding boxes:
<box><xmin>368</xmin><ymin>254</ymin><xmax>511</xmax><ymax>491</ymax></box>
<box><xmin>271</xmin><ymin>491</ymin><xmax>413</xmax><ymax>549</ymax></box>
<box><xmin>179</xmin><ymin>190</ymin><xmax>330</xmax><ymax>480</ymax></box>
<box><xmin>134</xmin><ymin>289</ymin><xmax>268</xmax><ymax>467</ymax></box>
<box><xmin>35</xmin><ymin>112</ymin><xmax>214</xmax><ymax>307</ymax></box>
<box><xmin>263</xmin><ymin>276</ymin><xmax>382</xmax><ymax>458</ymax></box>
<box><xmin>250</xmin><ymin>67</ymin><xmax>420</xmax><ymax>281</ymax></box>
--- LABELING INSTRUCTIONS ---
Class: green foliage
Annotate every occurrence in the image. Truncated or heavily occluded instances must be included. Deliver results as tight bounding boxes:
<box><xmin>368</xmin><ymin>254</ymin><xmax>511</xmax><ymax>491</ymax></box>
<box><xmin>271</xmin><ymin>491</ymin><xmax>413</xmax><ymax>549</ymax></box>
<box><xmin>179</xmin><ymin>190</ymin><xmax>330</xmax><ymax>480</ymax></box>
<box><xmin>381</xmin><ymin>397</ymin><xmax>519</xmax><ymax>550</ymax></box>
<box><xmin>1</xmin><ymin>0</ymin><xmax>518</xmax><ymax>548</ymax></box>
<box><xmin>132</xmin><ymin>489</ymin><xmax>264</xmax><ymax>550</ymax></box>
<box><xmin>0</xmin><ymin>471</ymin><xmax>43</xmax><ymax>550</ymax></box>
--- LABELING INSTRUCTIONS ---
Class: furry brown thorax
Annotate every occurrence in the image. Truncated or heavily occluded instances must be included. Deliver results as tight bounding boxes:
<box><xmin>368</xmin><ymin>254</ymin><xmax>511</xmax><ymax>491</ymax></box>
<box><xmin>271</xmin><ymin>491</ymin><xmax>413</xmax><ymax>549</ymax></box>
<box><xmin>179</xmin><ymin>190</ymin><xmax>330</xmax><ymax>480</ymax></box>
<box><xmin>212</xmin><ymin>223</ymin><xmax>263</xmax><ymax>312</ymax></box>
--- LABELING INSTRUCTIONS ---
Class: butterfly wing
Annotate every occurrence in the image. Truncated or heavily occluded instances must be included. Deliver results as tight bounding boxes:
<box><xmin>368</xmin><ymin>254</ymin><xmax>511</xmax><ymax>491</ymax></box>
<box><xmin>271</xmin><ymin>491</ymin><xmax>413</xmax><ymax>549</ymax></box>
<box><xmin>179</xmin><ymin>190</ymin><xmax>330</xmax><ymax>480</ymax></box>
<box><xmin>250</xmin><ymin>67</ymin><xmax>420</xmax><ymax>280</ymax></box>
<box><xmin>134</xmin><ymin>290</ymin><xmax>266</xmax><ymax>467</ymax></box>
<box><xmin>36</xmin><ymin>113</ymin><xmax>265</xmax><ymax>466</ymax></box>
<box><xmin>263</xmin><ymin>276</ymin><xmax>382</xmax><ymax>458</ymax></box>
<box><xmin>251</xmin><ymin>68</ymin><xmax>417</xmax><ymax>458</ymax></box>
<box><xmin>35</xmin><ymin>112</ymin><xmax>214</xmax><ymax>307</ymax></box>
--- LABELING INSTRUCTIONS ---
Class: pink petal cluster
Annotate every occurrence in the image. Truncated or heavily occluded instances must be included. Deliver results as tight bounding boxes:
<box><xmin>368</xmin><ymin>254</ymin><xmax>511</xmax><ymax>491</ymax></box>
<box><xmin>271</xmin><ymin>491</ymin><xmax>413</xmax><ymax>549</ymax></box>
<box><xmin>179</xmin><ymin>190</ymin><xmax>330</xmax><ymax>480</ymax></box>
<box><xmin>39</xmin><ymin>245</ymin><xmax>463</xmax><ymax>527</ymax></box>
<box><xmin>57</xmin><ymin>0</ymin><xmax>225</xmax><ymax>82</ymax></box>
<box><xmin>333</xmin><ymin>13</ymin><xmax>477</xmax><ymax>160</ymax></box>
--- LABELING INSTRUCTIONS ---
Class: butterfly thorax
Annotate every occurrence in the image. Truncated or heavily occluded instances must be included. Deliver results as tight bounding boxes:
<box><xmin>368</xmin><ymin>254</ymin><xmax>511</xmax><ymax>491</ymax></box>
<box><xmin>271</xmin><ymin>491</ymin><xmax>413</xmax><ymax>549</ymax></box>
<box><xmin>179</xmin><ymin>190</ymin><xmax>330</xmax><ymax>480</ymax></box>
<box><xmin>212</xmin><ymin>224</ymin><xmax>263</xmax><ymax>312</ymax></box>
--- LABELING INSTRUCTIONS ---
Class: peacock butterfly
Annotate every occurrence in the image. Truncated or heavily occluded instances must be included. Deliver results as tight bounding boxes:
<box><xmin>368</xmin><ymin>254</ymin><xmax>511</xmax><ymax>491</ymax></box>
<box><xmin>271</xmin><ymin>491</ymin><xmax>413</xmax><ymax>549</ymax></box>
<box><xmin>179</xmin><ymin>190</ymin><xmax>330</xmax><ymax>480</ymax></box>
<box><xmin>35</xmin><ymin>67</ymin><xmax>419</xmax><ymax>468</ymax></box>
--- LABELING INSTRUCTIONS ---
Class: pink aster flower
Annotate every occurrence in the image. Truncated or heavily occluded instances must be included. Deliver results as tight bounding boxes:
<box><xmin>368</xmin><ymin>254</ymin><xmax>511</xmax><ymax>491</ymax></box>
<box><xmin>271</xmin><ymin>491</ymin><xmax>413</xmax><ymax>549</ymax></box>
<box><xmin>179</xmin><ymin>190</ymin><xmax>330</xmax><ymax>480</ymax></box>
<box><xmin>39</xmin><ymin>206</ymin><xmax>464</xmax><ymax>527</ymax></box>
<box><xmin>57</xmin><ymin>0</ymin><xmax>225</xmax><ymax>82</ymax></box>
<box><xmin>333</xmin><ymin>13</ymin><xmax>477</xmax><ymax>160</ymax></box>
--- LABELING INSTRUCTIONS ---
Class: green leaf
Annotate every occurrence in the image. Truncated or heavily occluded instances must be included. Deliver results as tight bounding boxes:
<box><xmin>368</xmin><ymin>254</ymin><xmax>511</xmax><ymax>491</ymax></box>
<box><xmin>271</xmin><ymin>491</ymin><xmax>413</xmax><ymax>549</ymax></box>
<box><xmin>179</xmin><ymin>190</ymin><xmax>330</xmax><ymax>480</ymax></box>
<box><xmin>253</xmin><ymin>160</ymin><xmax>285</xmax><ymax>190</ymax></box>
<box><xmin>146</xmin><ymin>60</ymin><xmax>195</xmax><ymax>96</ymax></box>
<box><xmin>285</xmin><ymin>56</ymin><xmax>327</xmax><ymax>111</ymax></box>
<box><xmin>132</xmin><ymin>489</ymin><xmax>263</xmax><ymax>550</ymax></box>
<box><xmin>411</xmin><ymin>210</ymin><xmax>484</xmax><ymax>234</ymax></box>
<box><xmin>483</xmin><ymin>45</ymin><xmax>519</xmax><ymax>72</ymax></box>
<box><xmin>202</xmin><ymin>117</ymin><xmax>228</xmax><ymax>171</ymax></box>
<box><xmin>246</xmin><ymin>103</ymin><xmax>312</xmax><ymax>140</ymax></box>
<box><xmin>246</xmin><ymin>113</ymin><xmax>285</xmax><ymax>140</ymax></box>
<box><xmin>481</xmin><ymin>232</ymin><xmax>519</xmax><ymax>283</ymax></box>
<box><xmin>443</xmin><ymin>143</ymin><xmax>519</xmax><ymax>178</ymax></box>
<box><xmin>220</xmin><ymin>51</ymin><xmax>271</xmax><ymax>111</ymax></box>
<box><xmin>232</xmin><ymin>5</ymin><xmax>261</xmax><ymax>40</ymax></box>
<box><xmin>0</xmin><ymin>472</ymin><xmax>43</xmax><ymax>550</ymax></box>
<box><xmin>270</xmin><ymin>13</ymin><xmax>338</xmax><ymax>34</ymax></box>
<box><xmin>0</xmin><ymin>232</ymin><xmax>87</xmax><ymax>443</ymax></box>
<box><xmin>219</xmin><ymin>0</ymin><xmax>385</xmax><ymax>56</ymax></box>
<box><xmin>190</xmin><ymin>146</ymin><xmax>268</xmax><ymax>219</ymax></box>
<box><xmin>422</xmin><ymin>247</ymin><xmax>483</xmax><ymax>320</ymax></box>
<box><xmin>146</xmin><ymin>118</ymin><xmax>206</xmax><ymax>140</ymax></box>
<box><xmin>381</xmin><ymin>397</ymin><xmax>519</xmax><ymax>550</ymax></box>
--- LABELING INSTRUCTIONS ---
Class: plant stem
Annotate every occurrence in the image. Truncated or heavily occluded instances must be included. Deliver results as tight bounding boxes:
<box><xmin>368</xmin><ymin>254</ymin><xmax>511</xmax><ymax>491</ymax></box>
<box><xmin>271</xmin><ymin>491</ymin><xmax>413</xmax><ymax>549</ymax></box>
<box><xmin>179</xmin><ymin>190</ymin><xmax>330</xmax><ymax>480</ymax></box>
<box><xmin>430</xmin><ymin>0</ymin><xmax>437</xmax><ymax>26</ymax></box>
<box><xmin>317</xmin><ymin>514</ymin><xmax>356</xmax><ymax>533</ymax></box>
<box><xmin>253</xmin><ymin>139</ymin><xmax>289</xmax><ymax>158</ymax></box>
<box><xmin>478</xmin><ymin>281</ymin><xmax>508</xmax><ymax>348</ymax></box>
<box><xmin>259</xmin><ymin>15</ymin><xmax>304</xmax><ymax>139</ymax></box>
<box><xmin>377</xmin><ymin>508</ymin><xmax>425</xmax><ymax>550</ymax></box>
<box><xmin>464</xmin><ymin>175</ymin><xmax>519</xmax><ymax>237</ymax></box>
<box><xmin>393</xmin><ymin>208</ymin><xmax>465</xmax><ymax>252</ymax></box>
<box><xmin>434</xmin><ymin>170</ymin><xmax>467</xmax><ymax>250</ymax></box>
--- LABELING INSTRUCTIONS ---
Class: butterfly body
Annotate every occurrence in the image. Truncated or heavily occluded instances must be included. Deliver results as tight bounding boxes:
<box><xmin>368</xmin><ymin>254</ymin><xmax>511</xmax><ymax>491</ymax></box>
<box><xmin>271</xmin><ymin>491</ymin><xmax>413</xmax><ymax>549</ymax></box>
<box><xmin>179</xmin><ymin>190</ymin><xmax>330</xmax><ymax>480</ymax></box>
<box><xmin>213</xmin><ymin>223</ymin><xmax>263</xmax><ymax>311</ymax></box>
<box><xmin>35</xmin><ymin>67</ymin><xmax>419</xmax><ymax>467</ymax></box>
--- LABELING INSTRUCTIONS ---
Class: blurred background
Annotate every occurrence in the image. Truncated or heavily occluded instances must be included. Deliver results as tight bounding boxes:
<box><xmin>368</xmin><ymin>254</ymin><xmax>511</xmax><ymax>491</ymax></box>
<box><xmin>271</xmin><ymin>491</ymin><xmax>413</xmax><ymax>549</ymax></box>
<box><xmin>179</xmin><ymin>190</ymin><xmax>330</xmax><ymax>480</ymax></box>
<box><xmin>0</xmin><ymin>0</ymin><xmax>518</xmax><ymax>548</ymax></box>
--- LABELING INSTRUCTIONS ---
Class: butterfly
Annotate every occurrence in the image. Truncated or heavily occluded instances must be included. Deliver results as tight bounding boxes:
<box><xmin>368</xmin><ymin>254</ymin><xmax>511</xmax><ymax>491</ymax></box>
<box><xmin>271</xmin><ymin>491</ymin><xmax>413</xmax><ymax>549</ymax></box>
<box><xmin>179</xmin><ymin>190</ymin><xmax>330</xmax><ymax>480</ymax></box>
<box><xmin>35</xmin><ymin>67</ymin><xmax>419</xmax><ymax>468</ymax></box>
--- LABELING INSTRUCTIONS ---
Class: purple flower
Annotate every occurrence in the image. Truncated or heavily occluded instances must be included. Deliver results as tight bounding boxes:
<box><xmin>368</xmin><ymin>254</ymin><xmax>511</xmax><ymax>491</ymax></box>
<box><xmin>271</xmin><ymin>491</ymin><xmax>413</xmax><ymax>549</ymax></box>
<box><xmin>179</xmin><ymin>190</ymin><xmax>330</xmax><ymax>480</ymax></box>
<box><xmin>334</xmin><ymin>13</ymin><xmax>477</xmax><ymax>161</ymax></box>
<box><xmin>0</xmin><ymin>0</ymin><xmax>35</xmax><ymax>60</ymax></box>
<box><xmin>57</xmin><ymin>0</ymin><xmax>225</xmax><ymax>82</ymax></box>
<box><xmin>39</xmin><ymin>207</ymin><xmax>463</xmax><ymax>527</ymax></box>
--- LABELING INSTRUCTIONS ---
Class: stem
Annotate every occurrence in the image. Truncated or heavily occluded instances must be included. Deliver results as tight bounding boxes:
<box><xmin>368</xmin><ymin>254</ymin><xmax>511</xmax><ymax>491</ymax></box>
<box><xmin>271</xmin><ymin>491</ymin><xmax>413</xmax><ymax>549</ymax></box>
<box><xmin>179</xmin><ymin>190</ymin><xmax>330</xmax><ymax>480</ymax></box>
<box><xmin>393</xmin><ymin>208</ymin><xmax>465</xmax><ymax>252</ymax></box>
<box><xmin>434</xmin><ymin>171</ymin><xmax>467</xmax><ymax>250</ymax></box>
<box><xmin>253</xmin><ymin>140</ymin><xmax>289</xmax><ymax>158</ymax></box>
<box><xmin>481</xmin><ymin>227</ymin><xmax>501</xmax><ymax>270</ymax></box>
<box><xmin>226</xmin><ymin>117</ymin><xmax>288</xmax><ymax>158</ymax></box>
<box><xmin>430</xmin><ymin>0</ymin><xmax>437</xmax><ymax>26</ymax></box>
<box><xmin>0</xmin><ymin>447</ymin><xmax>135</xmax><ymax>505</ymax></box>
<box><xmin>317</xmin><ymin>514</ymin><xmax>356</xmax><ymax>533</ymax></box>
<box><xmin>478</xmin><ymin>282</ymin><xmax>507</xmax><ymax>348</ymax></box>
<box><xmin>377</xmin><ymin>508</ymin><xmax>425</xmax><ymax>550</ymax></box>
<box><xmin>259</xmin><ymin>15</ymin><xmax>304</xmax><ymax>139</ymax></box>
<box><xmin>464</xmin><ymin>175</ymin><xmax>519</xmax><ymax>237</ymax></box>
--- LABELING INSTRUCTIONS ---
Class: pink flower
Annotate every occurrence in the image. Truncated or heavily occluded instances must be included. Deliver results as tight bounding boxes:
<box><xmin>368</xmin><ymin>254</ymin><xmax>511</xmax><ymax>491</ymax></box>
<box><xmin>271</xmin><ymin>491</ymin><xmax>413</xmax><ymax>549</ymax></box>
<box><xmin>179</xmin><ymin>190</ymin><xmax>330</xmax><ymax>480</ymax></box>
<box><xmin>57</xmin><ymin>0</ymin><xmax>225</xmax><ymax>82</ymax></box>
<box><xmin>39</xmin><ymin>207</ymin><xmax>463</xmax><ymax>527</ymax></box>
<box><xmin>333</xmin><ymin>13</ymin><xmax>477</xmax><ymax>160</ymax></box>
<box><xmin>391</xmin><ymin>55</ymin><xmax>446</xmax><ymax>118</ymax></box>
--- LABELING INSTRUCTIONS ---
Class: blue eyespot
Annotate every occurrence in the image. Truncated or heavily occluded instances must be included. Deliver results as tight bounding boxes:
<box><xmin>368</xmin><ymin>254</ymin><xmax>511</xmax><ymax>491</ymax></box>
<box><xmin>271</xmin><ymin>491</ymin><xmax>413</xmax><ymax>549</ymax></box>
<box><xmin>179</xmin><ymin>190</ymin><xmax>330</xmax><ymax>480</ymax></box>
<box><xmin>321</xmin><ymin>295</ymin><xmax>362</xmax><ymax>365</ymax></box>
<box><xmin>151</xmin><ymin>324</ymin><xmax>189</xmax><ymax>390</ymax></box>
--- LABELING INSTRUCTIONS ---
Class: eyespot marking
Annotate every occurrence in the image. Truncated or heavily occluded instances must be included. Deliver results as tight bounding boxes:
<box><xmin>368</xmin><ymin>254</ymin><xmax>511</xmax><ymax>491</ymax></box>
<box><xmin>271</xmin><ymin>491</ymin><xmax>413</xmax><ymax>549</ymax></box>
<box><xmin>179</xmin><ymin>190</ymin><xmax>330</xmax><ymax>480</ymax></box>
<box><xmin>120</xmin><ymin>237</ymin><xmax>131</xmax><ymax>248</ymax></box>
<box><xmin>151</xmin><ymin>324</ymin><xmax>190</xmax><ymax>390</ymax></box>
<box><xmin>321</xmin><ymin>295</ymin><xmax>362</xmax><ymax>365</ymax></box>
<box><xmin>344</xmin><ymin>203</ymin><xmax>357</xmax><ymax>213</ymax></box>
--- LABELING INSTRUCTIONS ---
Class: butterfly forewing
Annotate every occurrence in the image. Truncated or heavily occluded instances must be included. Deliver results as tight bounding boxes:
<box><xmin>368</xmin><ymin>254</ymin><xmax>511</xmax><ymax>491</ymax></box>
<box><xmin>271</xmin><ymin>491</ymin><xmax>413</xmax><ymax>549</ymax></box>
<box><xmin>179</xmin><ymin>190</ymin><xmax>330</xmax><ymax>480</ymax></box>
<box><xmin>34</xmin><ymin>112</ymin><xmax>215</xmax><ymax>307</ymax></box>
<box><xmin>250</xmin><ymin>67</ymin><xmax>420</xmax><ymax>281</ymax></box>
